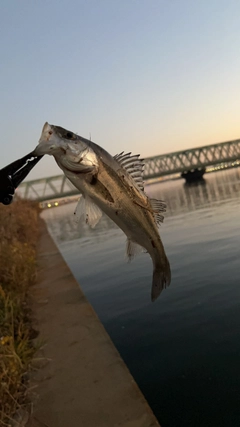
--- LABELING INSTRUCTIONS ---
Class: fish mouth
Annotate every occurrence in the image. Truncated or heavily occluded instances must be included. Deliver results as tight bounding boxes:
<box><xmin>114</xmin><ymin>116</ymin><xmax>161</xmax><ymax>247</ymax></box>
<box><xmin>40</xmin><ymin>122</ymin><xmax>53</xmax><ymax>141</ymax></box>
<box><xmin>32</xmin><ymin>142</ymin><xmax>56</xmax><ymax>156</ymax></box>
<box><xmin>33</xmin><ymin>142</ymin><xmax>67</xmax><ymax>156</ymax></box>
<box><xmin>33</xmin><ymin>122</ymin><xmax>68</xmax><ymax>156</ymax></box>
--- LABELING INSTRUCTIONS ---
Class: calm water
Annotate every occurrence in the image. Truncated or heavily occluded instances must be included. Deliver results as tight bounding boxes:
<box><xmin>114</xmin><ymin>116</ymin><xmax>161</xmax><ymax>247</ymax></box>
<box><xmin>42</xmin><ymin>169</ymin><xmax>240</xmax><ymax>427</ymax></box>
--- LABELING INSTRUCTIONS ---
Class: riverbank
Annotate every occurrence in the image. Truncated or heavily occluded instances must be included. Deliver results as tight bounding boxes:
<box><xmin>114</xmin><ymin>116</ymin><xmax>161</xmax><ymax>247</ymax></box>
<box><xmin>0</xmin><ymin>201</ymin><xmax>39</xmax><ymax>426</ymax></box>
<box><xmin>28</xmin><ymin>219</ymin><xmax>160</xmax><ymax>427</ymax></box>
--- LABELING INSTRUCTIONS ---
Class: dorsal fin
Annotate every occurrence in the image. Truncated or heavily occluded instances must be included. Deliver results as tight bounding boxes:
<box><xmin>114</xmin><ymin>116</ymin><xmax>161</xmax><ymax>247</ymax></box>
<box><xmin>114</xmin><ymin>152</ymin><xmax>145</xmax><ymax>191</ymax></box>
<box><xmin>150</xmin><ymin>198</ymin><xmax>166</xmax><ymax>226</ymax></box>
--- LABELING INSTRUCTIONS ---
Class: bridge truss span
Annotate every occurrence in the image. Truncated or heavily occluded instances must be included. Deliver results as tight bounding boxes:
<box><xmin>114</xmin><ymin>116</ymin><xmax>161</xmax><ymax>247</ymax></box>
<box><xmin>143</xmin><ymin>138</ymin><xmax>240</xmax><ymax>179</ymax></box>
<box><xmin>17</xmin><ymin>174</ymin><xmax>79</xmax><ymax>202</ymax></box>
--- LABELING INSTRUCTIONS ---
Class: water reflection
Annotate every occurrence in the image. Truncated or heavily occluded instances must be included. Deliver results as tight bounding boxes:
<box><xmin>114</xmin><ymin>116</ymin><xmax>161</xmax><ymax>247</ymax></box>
<box><xmin>150</xmin><ymin>167</ymin><xmax>240</xmax><ymax>217</ymax></box>
<box><xmin>42</xmin><ymin>204</ymin><xmax>118</xmax><ymax>244</ymax></box>
<box><xmin>42</xmin><ymin>168</ymin><xmax>240</xmax><ymax>244</ymax></box>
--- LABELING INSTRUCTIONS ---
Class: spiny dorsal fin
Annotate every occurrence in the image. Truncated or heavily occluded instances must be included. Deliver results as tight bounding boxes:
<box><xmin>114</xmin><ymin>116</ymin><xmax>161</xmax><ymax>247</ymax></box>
<box><xmin>114</xmin><ymin>152</ymin><xmax>145</xmax><ymax>191</ymax></box>
<box><xmin>126</xmin><ymin>238</ymin><xmax>143</xmax><ymax>262</ymax></box>
<box><xmin>74</xmin><ymin>195</ymin><xmax>102</xmax><ymax>228</ymax></box>
<box><xmin>150</xmin><ymin>198</ymin><xmax>166</xmax><ymax>226</ymax></box>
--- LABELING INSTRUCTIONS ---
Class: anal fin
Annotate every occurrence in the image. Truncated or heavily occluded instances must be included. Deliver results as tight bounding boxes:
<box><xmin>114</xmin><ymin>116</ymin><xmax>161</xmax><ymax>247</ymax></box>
<box><xmin>74</xmin><ymin>195</ymin><xmax>102</xmax><ymax>228</ymax></box>
<box><xmin>126</xmin><ymin>238</ymin><xmax>143</xmax><ymax>262</ymax></box>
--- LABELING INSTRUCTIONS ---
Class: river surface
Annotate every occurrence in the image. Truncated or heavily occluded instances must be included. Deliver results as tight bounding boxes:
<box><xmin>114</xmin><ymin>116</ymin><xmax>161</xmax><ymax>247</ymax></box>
<box><xmin>42</xmin><ymin>169</ymin><xmax>240</xmax><ymax>427</ymax></box>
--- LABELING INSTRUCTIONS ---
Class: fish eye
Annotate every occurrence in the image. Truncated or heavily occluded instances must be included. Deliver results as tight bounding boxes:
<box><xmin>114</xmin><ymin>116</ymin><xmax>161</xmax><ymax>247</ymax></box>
<box><xmin>48</xmin><ymin>130</ymin><xmax>53</xmax><ymax>135</ymax></box>
<box><xmin>65</xmin><ymin>132</ymin><xmax>73</xmax><ymax>139</ymax></box>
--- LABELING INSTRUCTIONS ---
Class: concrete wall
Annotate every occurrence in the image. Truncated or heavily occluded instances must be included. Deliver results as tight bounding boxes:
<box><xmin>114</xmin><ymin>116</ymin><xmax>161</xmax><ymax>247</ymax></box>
<box><xmin>28</xmin><ymin>220</ymin><xmax>160</xmax><ymax>427</ymax></box>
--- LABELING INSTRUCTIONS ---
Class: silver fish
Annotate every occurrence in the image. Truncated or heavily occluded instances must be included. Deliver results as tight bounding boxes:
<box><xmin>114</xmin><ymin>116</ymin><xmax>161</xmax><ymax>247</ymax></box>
<box><xmin>33</xmin><ymin>122</ymin><xmax>171</xmax><ymax>301</ymax></box>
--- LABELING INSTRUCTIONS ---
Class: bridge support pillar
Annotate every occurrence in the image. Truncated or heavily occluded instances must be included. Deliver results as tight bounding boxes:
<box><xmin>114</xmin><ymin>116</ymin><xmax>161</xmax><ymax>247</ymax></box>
<box><xmin>181</xmin><ymin>167</ymin><xmax>206</xmax><ymax>183</ymax></box>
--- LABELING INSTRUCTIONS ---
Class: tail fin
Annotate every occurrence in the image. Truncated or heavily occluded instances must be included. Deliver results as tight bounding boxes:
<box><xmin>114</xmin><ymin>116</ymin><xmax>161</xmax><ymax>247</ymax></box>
<box><xmin>151</xmin><ymin>257</ymin><xmax>171</xmax><ymax>302</ymax></box>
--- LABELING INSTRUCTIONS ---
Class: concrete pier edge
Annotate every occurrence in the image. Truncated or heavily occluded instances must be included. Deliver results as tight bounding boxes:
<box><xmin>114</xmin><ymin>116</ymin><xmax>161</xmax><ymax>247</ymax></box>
<box><xmin>27</xmin><ymin>219</ymin><xmax>160</xmax><ymax>427</ymax></box>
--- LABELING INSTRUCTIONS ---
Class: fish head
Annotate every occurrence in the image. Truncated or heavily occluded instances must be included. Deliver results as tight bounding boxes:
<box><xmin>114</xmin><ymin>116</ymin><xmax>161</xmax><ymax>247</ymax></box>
<box><xmin>33</xmin><ymin>123</ymin><xmax>87</xmax><ymax>158</ymax></box>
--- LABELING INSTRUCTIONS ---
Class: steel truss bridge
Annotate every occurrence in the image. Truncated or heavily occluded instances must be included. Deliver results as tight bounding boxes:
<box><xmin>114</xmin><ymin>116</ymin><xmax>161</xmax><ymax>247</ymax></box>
<box><xmin>17</xmin><ymin>138</ymin><xmax>240</xmax><ymax>202</ymax></box>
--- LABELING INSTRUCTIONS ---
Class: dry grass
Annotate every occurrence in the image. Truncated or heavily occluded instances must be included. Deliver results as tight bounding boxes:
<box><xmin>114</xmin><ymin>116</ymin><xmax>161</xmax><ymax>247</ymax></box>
<box><xmin>0</xmin><ymin>200</ymin><xmax>40</xmax><ymax>425</ymax></box>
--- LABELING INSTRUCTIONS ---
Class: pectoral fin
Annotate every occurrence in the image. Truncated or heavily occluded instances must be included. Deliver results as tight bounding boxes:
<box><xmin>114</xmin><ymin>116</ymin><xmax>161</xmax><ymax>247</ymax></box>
<box><xmin>74</xmin><ymin>195</ymin><xmax>102</xmax><ymax>228</ymax></box>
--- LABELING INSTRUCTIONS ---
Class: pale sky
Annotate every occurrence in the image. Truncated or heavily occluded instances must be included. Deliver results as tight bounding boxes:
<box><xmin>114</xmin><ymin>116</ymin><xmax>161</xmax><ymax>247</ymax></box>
<box><xmin>1</xmin><ymin>0</ymin><xmax>240</xmax><ymax>179</ymax></box>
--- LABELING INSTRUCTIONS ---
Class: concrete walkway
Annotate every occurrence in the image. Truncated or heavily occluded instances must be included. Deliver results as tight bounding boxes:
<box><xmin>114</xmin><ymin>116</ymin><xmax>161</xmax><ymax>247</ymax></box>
<box><xmin>28</xmin><ymin>220</ymin><xmax>160</xmax><ymax>427</ymax></box>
